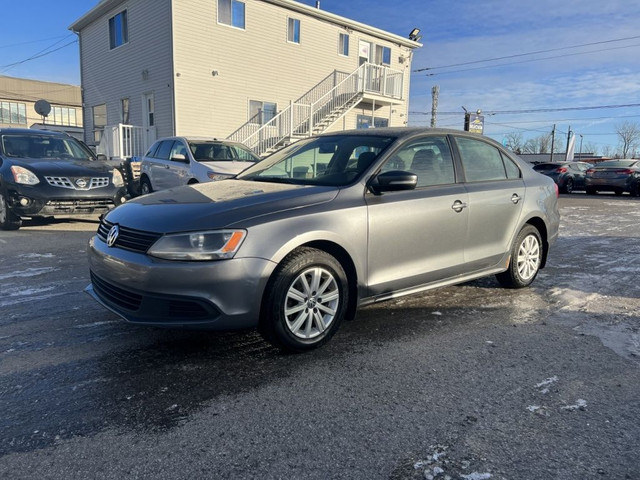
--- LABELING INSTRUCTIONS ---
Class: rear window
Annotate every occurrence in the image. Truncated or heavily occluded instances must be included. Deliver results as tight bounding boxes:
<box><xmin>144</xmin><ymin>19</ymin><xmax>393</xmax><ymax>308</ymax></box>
<box><xmin>533</xmin><ymin>164</ymin><xmax>558</xmax><ymax>172</ymax></box>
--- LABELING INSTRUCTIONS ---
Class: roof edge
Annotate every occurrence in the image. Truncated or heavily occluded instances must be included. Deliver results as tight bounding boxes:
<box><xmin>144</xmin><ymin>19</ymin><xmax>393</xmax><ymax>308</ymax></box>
<box><xmin>69</xmin><ymin>0</ymin><xmax>127</xmax><ymax>32</ymax></box>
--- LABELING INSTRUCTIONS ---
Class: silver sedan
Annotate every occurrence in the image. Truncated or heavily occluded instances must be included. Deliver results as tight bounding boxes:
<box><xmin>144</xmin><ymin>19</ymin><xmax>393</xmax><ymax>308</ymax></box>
<box><xmin>86</xmin><ymin>128</ymin><xmax>560</xmax><ymax>352</ymax></box>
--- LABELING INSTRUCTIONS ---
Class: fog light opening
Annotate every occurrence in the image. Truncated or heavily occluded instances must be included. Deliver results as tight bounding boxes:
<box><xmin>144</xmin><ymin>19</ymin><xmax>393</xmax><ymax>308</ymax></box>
<box><xmin>19</xmin><ymin>197</ymin><xmax>31</xmax><ymax>207</ymax></box>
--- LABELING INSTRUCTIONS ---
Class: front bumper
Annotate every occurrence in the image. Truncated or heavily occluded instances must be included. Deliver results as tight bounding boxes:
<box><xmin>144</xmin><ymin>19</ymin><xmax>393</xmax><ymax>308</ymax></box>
<box><xmin>5</xmin><ymin>183</ymin><xmax>127</xmax><ymax>216</ymax></box>
<box><xmin>86</xmin><ymin>235</ymin><xmax>277</xmax><ymax>330</ymax></box>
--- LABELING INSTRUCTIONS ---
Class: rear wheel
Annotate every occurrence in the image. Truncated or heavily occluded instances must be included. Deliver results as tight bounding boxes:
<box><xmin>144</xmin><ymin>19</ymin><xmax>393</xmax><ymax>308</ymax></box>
<box><xmin>614</xmin><ymin>188</ymin><xmax>623</xmax><ymax>196</ymax></box>
<box><xmin>140</xmin><ymin>176</ymin><xmax>153</xmax><ymax>195</ymax></box>
<box><xmin>260</xmin><ymin>247</ymin><xmax>348</xmax><ymax>352</ymax></box>
<box><xmin>0</xmin><ymin>192</ymin><xmax>22</xmax><ymax>230</ymax></box>
<box><xmin>496</xmin><ymin>225</ymin><xmax>542</xmax><ymax>289</ymax></box>
<box><xmin>562</xmin><ymin>177</ymin><xmax>574</xmax><ymax>194</ymax></box>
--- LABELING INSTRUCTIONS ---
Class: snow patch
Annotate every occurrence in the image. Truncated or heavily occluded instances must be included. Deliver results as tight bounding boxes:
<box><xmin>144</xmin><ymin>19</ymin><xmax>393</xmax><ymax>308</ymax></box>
<box><xmin>562</xmin><ymin>399</ymin><xmax>587</xmax><ymax>411</ymax></box>
<box><xmin>461</xmin><ymin>473</ymin><xmax>492</xmax><ymax>480</ymax></box>
<box><xmin>0</xmin><ymin>267</ymin><xmax>58</xmax><ymax>280</ymax></box>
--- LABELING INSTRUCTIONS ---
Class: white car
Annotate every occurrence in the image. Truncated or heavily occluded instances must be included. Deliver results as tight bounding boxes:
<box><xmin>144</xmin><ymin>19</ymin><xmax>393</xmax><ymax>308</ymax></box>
<box><xmin>139</xmin><ymin>137</ymin><xmax>259</xmax><ymax>194</ymax></box>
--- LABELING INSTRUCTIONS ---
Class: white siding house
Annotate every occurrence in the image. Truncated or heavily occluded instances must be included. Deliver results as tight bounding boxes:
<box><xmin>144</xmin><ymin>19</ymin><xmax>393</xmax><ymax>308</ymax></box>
<box><xmin>70</xmin><ymin>0</ymin><xmax>421</xmax><ymax>158</ymax></box>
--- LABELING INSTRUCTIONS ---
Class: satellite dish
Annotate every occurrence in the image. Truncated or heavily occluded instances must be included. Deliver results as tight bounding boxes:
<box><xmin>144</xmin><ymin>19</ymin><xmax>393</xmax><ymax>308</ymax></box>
<box><xmin>34</xmin><ymin>99</ymin><xmax>52</xmax><ymax>117</ymax></box>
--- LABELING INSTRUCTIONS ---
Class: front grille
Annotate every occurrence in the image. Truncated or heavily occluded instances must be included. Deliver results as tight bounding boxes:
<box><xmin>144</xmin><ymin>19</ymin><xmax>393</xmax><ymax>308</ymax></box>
<box><xmin>42</xmin><ymin>199</ymin><xmax>114</xmax><ymax>214</ymax></box>
<box><xmin>90</xmin><ymin>272</ymin><xmax>219</xmax><ymax>322</ymax></box>
<box><xmin>91</xmin><ymin>272</ymin><xmax>143</xmax><ymax>311</ymax></box>
<box><xmin>45</xmin><ymin>176</ymin><xmax>110</xmax><ymax>190</ymax></box>
<box><xmin>97</xmin><ymin>218</ymin><xmax>163</xmax><ymax>253</ymax></box>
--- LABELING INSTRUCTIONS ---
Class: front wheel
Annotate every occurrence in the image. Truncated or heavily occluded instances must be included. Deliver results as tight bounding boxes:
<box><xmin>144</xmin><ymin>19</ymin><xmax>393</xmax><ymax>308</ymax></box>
<box><xmin>0</xmin><ymin>193</ymin><xmax>21</xmax><ymax>230</ymax></box>
<box><xmin>496</xmin><ymin>225</ymin><xmax>542</xmax><ymax>289</ymax></box>
<box><xmin>260</xmin><ymin>247</ymin><xmax>349</xmax><ymax>352</ymax></box>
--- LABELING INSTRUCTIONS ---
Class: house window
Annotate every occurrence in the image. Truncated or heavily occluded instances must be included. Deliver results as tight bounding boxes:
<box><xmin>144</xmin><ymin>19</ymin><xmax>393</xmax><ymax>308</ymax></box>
<box><xmin>51</xmin><ymin>106</ymin><xmax>78</xmax><ymax>127</ymax></box>
<box><xmin>376</xmin><ymin>45</ymin><xmax>391</xmax><ymax>65</ymax></box>
<box><xmin>249</xmin><ymin>100</ymin><xmax>277</xmax><ymax>124</ymax></box>
<box><xmin>121</xmin><ymin>98</ymin><xmax>130</xmax><ymax>124</ymax></box>
<box><xmin>339</xmin><ymin>33</ymin><xmax>349</xmax><ymax>56</ymax></box>
<box><xmin>93</xmin><ymin>104</ymin><xmax>107</xmax><ymax>143</ymax></box>
<box><xmin>357</xmin><ymin>115</ymin><xmax>388</xmax><ymax>129</ymax></box>
<box><xmin>0</xmin><ymin>102</ymin><xmax>27</xmax><ymax>124</ymax></box>
<box><xmin>288</xmin><ymin>18</ymin><xmax>300</xmax><ymax>44</ymax></box>
<box><xmin>218</xmin><ymin>0</ymin><xmax>245</xmax><ymax>29</ymax></box>
<box><xmin>109</xmin><ymin>10</ymin><xmax>128</xmax><ymax>49</ymax></box>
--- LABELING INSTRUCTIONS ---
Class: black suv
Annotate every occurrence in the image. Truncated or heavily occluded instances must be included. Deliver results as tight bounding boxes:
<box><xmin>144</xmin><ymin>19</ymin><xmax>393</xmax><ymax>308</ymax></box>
<box><xmin>0</xmin><ymin>128</ymin><xmax>127</xmax><ymax>230</ymax></box>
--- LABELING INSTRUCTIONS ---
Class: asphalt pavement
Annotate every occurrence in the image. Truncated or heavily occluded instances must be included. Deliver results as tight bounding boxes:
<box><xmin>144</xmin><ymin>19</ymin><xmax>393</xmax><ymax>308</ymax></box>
<box><xmin>0</xmin><ymin>194</ymin><xmax>638</xmax><ymax>479</ymax></box>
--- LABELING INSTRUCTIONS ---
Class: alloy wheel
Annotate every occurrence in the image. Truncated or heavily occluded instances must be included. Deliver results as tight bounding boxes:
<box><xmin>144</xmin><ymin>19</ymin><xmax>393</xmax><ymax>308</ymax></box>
<box><xmin>284</xmin><ymin>266</ymin><xmax>340</xmax><ymax>340</ymax></box>
<box><xmin>517</xmin><ymin>234</ymin><xmax>541</xmax><ymax>281</ymax></box>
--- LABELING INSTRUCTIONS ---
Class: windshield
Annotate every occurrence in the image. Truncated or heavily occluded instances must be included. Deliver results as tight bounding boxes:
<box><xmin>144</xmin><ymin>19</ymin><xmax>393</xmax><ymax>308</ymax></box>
<box><xmin>0</xmin><ymin>134</ymin><xmax>95</xmax><ymax>161</ymax></box>
<box><xmin>237</xmin><ymin>134</ymin><xmax>395</xmax><ymax>186</ymax></box>
<box><xmin>189</xmin><ymin>141</ymin><xmax>259</xmax><ymax>163</ymax></box>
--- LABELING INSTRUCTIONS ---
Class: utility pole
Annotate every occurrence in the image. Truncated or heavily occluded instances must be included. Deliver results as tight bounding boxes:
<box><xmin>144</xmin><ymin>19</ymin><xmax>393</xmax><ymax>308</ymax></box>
<box><xmin>578</xmin><ymin>134</ymin><xmax>583</xmax><ymax>161</ymax></box>
<box><xmin>566</xmin><ymin>126</ymin><xmax>572</xmax><ymax>154</ymax></box>
<box><xmin>550</xmin><ymin>124</ymin><xmax>556</xmax><ymax>162</ymax></box>
<box><xmin>430</xmin><ymin>85</ymin><xmax>439</xmax><ymax>128</ymax></box>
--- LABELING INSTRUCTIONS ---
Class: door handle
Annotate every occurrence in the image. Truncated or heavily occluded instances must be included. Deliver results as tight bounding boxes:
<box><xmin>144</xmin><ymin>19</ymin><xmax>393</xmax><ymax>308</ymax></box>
<box><xmin>451</xmin><ymin>200</ymin><xmax>467</xmax><ymax>213</ymax></box>
<box><xmin>511</xmin><ymin>194</ymin><xmax>521</xmax><ymax>204</ymax></box>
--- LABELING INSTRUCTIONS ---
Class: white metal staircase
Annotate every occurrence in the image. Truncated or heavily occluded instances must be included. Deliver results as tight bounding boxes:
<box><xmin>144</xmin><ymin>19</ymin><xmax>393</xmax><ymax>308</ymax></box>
<box><xmin>227</xmin><ymin>62</ymin><xmax>405</xmax><ymax>156</ymax></box>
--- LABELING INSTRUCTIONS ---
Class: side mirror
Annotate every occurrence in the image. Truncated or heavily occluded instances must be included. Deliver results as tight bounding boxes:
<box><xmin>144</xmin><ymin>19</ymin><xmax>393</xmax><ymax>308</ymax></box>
<box><xmin>369</xmin><ymin>170</ymin><xmax>418</xmax><ymax>195</ymax></box>
<box><xmin>96</xmin><ymin>153</ymin><xmax>108</xmax><ymax>162</ymax></box>
<box><xmin>171</xmin><ymin>153</ymin><xmax>188</xmax><ymax>163</ymax></box>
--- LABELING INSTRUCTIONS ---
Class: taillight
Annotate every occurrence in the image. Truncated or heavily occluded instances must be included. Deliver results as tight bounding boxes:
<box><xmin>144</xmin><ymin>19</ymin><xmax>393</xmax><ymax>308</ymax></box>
<box><xmin>616</xmin><ymin>169</ymin><xmax>633</xmax><ymax>174</ymax></box>
<box><xmin>554</xmin><ymin>182</ymin><xmax>559</xmax><ymax>198</ymax></box>
<box><xmin>556</xmin><ymin>167</ymin><xmax>568</xmax><ymax>173</ymax></box>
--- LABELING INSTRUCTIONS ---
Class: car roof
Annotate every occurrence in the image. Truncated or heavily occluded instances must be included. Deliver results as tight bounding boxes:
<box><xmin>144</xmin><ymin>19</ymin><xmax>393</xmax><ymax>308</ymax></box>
<box><xmin>156</xmin><ymin>136</ymin><xmax>245</xmax><ymax>145</ymax></box>
<box><xmin>0</xmin><ymin>128</ymin><xmax>69</xmax><ymax>138</ymax></box>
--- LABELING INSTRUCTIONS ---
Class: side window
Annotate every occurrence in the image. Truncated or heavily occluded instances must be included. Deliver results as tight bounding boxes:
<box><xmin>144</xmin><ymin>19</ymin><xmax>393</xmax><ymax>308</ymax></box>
<box><xmin>170</xmin><ymin>141</ymin><xmax>188</xmax><ymax>160</ymax></box>
<box><xmin>455</xmin><ymin>137</ymin><xmax>507</xmax><ymax>182</ymax></box>
<box><xmin>502</xmin><ymin>152</ymin><xmax>521</xmax><ymax>179</ymax></box>
<box><xmin>287</xmin><ymin>18</ymin><xmax>301</xmax><ymax>44</ymax></box>
<box><xmin>382</xmin><ymin>136</ymin><xmax>455</xmax><ymax>187</ymax></box>
<box><xmin>109</xmin><ymin>10</ymin><xmax>128</xmax><ymax>49</ymax></box>
<box><xmin>155</xmin><ymin>140</ymin><xmax>174</xmax><ymax>160</ymax></box>
<box><xmin>145</xmin><ymin>141</ymin><xmax>161</xmax><ymax>158</ymax></box>
<box><xmin>218</xmin><ymin>0</ymin><xmax>245</xmax><ymax>29</ymax></box>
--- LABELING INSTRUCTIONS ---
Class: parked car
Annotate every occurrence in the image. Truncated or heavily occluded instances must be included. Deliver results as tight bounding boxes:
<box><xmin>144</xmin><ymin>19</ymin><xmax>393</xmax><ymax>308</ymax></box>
<box><xmin>86</xmin><ymin>128</ymin><xmax>560</xmax><ymax>352</ymax></box>
<box><xmin>0</xmin><ymin>128</ymin><xmax>127</xmax><ymax>230</ymax></box>
<box><xmin>139</xmin><ymin>137</ymin><xmax>259</xmax><ymax>194</ymax></box>
<box><xmin>532</xmin><ymin>161</ymin><xmax>592</xmax><ymax>193</ymax></box>
<box><xmin>585</xmin><ymin>160</ymin><xmax>640</xmax><ymax>196</ymax></box>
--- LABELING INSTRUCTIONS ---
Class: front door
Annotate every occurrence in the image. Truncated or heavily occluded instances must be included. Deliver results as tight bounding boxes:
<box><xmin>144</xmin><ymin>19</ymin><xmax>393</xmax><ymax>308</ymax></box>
<box><xmin>366</xmin><ymin>135</ymin><xmax>468</xmax><ymax>297</ymax></box>
<box><xmin>142</xmin><ymin>92</ymin><xmax>156</xmax><ymax>148</ymax></box>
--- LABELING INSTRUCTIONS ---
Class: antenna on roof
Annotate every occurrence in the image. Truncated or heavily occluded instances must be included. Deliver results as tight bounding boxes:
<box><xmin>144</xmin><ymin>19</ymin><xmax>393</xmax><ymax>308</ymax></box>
<box><xmin>315</xmin><ymin>1</ymin><xmax>320</xmax><ymax>8</ymax></box>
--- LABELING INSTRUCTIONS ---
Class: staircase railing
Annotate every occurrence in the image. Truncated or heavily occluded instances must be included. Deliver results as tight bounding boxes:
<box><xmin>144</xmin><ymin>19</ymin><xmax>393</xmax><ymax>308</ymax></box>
<box><xmin>228</xmin><ymin>63</ymin><xmax>404</xmax><ymax>156</ymax></box>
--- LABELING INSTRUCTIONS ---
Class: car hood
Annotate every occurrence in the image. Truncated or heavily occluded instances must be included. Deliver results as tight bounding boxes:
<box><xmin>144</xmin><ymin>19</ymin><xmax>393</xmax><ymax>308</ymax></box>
<box><xmin>104</xmin><ymin>179</ymin><xmax>339</xmax><ymax>232</ymax></box>
<box><xmin>199</xmin><ymin>160</ymin><xmax>256</xmax><ymax>175</ymax></box>
<box><xmin>8</xmin><ymin>157</ymin><xmax>114</xmax><ymax>176</ymax></box>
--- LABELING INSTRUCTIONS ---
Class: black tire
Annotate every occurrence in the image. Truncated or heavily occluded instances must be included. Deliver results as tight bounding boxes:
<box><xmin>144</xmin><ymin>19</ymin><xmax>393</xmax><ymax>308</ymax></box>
<box><xmin>562</xmin><ymin>177</ymin><xmax>574</xmax><ymax>194</ymax></box>
<box><xmin>632</xmin><ymin>182</ymin><xmax>640</xmax><ymax>197</ymax></box>
<box><xmin>496</xmin><ymin>225</ymin><xmax>542</xmax><ymax>289</ymax></box>
<box><xmin>614</xmin><ymin>188</ymin><xmax>623</xmax><ymax>196</ymax></box>
<box><xmin>586</xmin><ymin>187</ymin><xmax>597</xmax><ymax>195</ymax></box>
<box><xmin>0</xmin><ymin>192</ymin><xmax>22</xmax><ymax>231</ymax></box>
<box><xmin>259</xmin><ymin>247</ymin><xmax>349</xmax><ymax>352</ymax></box>
<box><xmin>140</xmin><ymin>176</ymin><xmax>153</xmax><ymax>195</ymax></box>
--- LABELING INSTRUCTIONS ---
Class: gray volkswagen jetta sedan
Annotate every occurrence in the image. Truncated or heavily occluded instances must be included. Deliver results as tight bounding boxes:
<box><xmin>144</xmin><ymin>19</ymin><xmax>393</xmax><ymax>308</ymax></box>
<box><xmin>86</xmin><ymin>128</ymin><xmax>559</xmax><ymax>352</ymax></box>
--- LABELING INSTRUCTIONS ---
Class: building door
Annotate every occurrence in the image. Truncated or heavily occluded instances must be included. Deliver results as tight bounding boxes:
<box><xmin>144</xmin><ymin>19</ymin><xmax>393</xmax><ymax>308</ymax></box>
<box><xmin>142</xmin><ymin>92</ymin><xmax>156</xmax><ymax>147</ymax></box>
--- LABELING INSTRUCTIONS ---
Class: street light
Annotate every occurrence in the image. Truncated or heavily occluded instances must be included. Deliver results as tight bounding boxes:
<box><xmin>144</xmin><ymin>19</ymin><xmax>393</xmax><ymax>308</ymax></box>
<box><xmin>578</xmin><ymin>134</ymin><xmax>583</xmax><ymax>161</ymax></box>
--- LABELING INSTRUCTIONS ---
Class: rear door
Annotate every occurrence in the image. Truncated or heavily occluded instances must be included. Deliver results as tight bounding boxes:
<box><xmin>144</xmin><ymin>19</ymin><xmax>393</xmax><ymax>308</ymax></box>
<box><xmin>147</xmin><ymin>140</ymin><xmax>175</xmax><ymax>190</ymax></box>
<box><xmin>366</xmin><ymin>135</ymin><xmax>469</xmax><ymax>297</ymax></box>
<box><xmin>452</xmin><ymin>135</ymin><xmax>525</xmax><ymax>270</ymax></box>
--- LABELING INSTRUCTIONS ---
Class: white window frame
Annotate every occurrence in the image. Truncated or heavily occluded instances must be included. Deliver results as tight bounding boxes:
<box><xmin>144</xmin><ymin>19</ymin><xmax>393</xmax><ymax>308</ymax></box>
<box><xmin>109</xmin><ymin>10</ymin><xmax>128</xmax><ymax>50</ymax></box>
<box><xmin>287</xmin><ymin>17</ymin><xmax>301</xmax><ymax>44</ymax></box>
<box><xmin>218</xmin><ymin>0</ymin><xmax>246</xmax><ymax>30</ymax></box>
<box><xmin>339</xmin><ymin>33</ymin><xmax>349</xmax><ymax>57</ymax></box>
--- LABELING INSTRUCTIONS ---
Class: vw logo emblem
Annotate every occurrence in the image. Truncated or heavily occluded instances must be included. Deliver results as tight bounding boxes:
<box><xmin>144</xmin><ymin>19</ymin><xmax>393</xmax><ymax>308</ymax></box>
<box><xmin>75</xmin><ymin>178</ymin><xmax>88</xmax><ymax>189</ymax></box>
<box><xmin>106</xmin><ymin>225</ymin><xmax>120</xmax><ymax>247</ymax></box>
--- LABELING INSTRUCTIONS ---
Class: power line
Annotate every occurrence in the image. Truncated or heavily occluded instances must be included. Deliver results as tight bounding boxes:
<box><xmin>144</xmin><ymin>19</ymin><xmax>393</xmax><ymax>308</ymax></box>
<box><xmin>413</xmin><ymin>43</ymin><xmax>640</xmax><ymax>77</ymax></box>
<box><xmin>0</xmin><ymin>35</ymin><xmax>70</xmax><ymax>50</ymax></box>
<box><xmin>409</xmin><ymin>102</ymin><xmax>640</xmax><ymax>116</ymax></box>
<box><xmin>413</xmin><ymin>34</ymin><xmax>640</xmax><ymax>72</ymax></box>
<box><xmin>1</xmin><ymin>36</ymin><xmax>77</xmax><ymax>72</ymax></box>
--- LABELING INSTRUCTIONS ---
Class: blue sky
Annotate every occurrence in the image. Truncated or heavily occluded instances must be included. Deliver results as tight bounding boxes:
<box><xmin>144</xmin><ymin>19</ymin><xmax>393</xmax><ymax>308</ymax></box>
<box><xmin>2</xmin><ymin>0</ymin><xmax>639</xmax><ymax>155</ymax></box>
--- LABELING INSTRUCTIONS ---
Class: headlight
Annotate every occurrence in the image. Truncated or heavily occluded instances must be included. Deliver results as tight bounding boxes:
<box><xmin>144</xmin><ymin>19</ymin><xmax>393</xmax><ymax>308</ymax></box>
<box><xmin>112</xmin><ymin>168</ymin><xmax>125</xmax><ymax>187</ymax></box>
<box><xmin>148</xmin><ymin>230</ymin><xmax>246</xmax><ymax>261</ymax></box>
<box><xmin>10</xmin><ymin>166</ymin><xmax>39</xmax><ymax>185</ymax></box>
<box><xmin>207</xmin><ymin>172</ymin><xmax>233</xmax><ymax>181</ymax></box>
